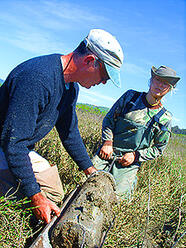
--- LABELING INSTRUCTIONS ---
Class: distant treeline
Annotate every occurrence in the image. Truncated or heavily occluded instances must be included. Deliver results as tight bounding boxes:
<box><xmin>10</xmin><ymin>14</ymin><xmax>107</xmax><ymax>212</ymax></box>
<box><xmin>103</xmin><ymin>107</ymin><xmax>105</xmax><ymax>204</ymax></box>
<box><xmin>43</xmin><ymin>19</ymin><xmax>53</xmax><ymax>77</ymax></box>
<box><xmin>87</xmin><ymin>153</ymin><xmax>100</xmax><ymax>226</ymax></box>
<box><xmin>77</xmin><ymin>103</ymin><xmax>109</xmax><ymax>116</ymax></box>
<box><xmin>171</xmin><ymin>125</ymin><xmax>186</xmax><ymax>135</ymax></box>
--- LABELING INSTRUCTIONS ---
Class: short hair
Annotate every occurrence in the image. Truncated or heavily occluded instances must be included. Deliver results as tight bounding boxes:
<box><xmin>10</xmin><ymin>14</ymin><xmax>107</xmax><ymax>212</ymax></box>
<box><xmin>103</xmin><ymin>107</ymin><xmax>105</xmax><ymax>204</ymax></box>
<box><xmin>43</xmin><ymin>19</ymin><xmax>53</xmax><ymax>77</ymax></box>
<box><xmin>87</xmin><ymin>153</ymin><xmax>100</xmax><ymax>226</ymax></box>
<box><xmin>73</xmin><ymin>41</ymin><xmax>92</xmax><ymax>57</ymax></box>
<box><xmin>73</xmin><ymin>41</ymin><xmax>101</xmax><ymax>69</ymax></box>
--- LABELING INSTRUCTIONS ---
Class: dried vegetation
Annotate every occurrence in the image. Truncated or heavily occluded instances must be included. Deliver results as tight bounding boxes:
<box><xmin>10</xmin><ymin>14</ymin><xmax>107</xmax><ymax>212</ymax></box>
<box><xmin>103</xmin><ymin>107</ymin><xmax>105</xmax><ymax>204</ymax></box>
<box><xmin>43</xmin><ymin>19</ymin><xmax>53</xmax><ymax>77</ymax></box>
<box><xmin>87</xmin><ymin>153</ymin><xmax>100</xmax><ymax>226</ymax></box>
<box><xmin>0</xmin><ymin>106</ymin><xmax>185</xmax><ymax>247</ymax></box>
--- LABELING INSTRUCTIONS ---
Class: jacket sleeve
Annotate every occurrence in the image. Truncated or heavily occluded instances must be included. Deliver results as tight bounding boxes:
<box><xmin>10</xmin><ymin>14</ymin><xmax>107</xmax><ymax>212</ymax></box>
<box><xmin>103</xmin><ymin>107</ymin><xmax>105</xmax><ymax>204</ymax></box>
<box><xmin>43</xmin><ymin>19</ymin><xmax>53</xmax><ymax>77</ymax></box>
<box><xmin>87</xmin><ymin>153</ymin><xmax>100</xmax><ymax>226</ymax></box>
<box><xmin>56</xmin><ymin>84</ymin><xmax>93</xmax><ymax>171</ymax></box>
<box><xmin>135</xmin><ymin>120</ymin><xmax>171</xmax><ymax>162</ymax></box>
<box><xmin>1</xmin><ymin>76</ymin><xmax>49</xmax><ymax>197</ymax></box>
<box><xmin>102</xmin><ymin>90</ymin><xmax>134</xmax><ymax>142</ymax></box>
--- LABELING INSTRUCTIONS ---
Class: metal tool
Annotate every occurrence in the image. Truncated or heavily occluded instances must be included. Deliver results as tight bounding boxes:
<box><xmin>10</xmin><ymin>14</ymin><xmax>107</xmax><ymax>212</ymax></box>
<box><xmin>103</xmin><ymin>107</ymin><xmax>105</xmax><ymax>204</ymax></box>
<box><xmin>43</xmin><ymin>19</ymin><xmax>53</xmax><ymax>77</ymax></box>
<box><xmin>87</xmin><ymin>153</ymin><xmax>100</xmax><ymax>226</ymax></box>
<box><xmin>29</xmin><ymin>186</ymin><xmax>81</xmax><ymax>248</ymax></box>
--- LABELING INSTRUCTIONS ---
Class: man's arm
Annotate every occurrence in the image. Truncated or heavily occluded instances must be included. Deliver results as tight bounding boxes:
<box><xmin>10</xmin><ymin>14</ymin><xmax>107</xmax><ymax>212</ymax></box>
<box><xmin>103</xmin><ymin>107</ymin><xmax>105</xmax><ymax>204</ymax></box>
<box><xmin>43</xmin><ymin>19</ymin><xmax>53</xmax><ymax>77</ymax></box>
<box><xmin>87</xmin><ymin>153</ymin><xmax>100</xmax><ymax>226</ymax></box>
<box><xmin>1</xmin><ymin>77</ymin><xmax>43</xmax><ymax>197</ymax></box>
<box><xmin>1</xmin><ymin>75</ymin><xmax>61</xmax><ymax>223</ymax></box>
<box><xmin>56</xmin><ymin>84</ymin><xmax>96</xmax><ymax>175</ymax></box>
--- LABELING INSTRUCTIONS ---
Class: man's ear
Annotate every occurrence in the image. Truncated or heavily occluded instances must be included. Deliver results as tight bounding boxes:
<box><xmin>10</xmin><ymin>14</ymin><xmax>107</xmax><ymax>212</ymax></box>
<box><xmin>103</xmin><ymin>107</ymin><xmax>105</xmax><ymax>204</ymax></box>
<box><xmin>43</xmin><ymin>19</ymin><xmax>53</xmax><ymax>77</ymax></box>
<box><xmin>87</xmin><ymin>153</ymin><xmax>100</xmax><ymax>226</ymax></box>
<box><xmin>83</xmin><ymin>55</ymin><xmax>96</xmax><ymax>65</ymax></box>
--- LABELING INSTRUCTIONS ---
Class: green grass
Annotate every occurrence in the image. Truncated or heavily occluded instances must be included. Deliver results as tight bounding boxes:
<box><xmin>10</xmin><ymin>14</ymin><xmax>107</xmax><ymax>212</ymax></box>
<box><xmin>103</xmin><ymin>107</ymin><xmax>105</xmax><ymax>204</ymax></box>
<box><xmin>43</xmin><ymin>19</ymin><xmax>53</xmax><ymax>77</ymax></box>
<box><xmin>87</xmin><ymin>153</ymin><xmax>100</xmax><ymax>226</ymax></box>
<box><xmin>0</xmin><ymin>196</ymin><xmax>33</xmax><ymax>248</ymax></box>
<box><xmin>0</xmin><ymin>107</ymin><xmax>185</xmax><ymax>247</ymax></box>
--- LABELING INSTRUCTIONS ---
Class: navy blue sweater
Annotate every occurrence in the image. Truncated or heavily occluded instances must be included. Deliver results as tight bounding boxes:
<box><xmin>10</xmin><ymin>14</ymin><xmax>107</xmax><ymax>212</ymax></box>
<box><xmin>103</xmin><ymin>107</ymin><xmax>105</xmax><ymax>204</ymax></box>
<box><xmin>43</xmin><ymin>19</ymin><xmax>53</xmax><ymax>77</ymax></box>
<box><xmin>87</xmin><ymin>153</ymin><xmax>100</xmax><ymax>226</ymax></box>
<box><xmin>0</xmin><ymin>54</ymin><xmax>93</xmax><ymax>197</ymax></box>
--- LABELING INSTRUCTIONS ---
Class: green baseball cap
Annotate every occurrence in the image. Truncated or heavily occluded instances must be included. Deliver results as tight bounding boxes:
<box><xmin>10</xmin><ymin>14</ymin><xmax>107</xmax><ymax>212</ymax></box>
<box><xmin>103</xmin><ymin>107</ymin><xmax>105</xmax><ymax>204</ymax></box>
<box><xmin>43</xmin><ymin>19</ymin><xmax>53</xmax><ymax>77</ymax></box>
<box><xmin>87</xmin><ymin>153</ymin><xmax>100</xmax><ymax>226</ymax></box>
<box><xmin>151</xmin><ymin>65</ymin><xmax>180</xmax><ymax>87</ymax></box>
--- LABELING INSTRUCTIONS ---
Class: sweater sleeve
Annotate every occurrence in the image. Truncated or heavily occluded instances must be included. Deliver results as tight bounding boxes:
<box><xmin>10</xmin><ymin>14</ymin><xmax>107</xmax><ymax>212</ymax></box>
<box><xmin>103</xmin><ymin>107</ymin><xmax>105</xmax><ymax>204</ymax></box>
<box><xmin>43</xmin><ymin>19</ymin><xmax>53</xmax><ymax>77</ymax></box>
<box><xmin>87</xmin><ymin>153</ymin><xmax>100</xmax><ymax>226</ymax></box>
<box><xmin>1</xmin><ymin>75</ymin><xmax>49</xmax><ymax>197</ymax></box>
<box><xmin>56</xmin><ymin>84</ymin><xmax>93</xmax><ymax>171</ymax></box>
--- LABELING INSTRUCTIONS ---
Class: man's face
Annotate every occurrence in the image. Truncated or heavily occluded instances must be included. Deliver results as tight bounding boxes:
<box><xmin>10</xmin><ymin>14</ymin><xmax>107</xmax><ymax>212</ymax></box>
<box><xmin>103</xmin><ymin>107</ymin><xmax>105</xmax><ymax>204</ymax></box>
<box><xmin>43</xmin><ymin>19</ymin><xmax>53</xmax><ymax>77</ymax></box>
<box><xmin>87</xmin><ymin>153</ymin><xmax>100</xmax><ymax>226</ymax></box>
<box><xmin>150</xmin><ymin>75</ymin><xmax>171</xmax><ymax>98</ymax></box>
<box><xmin>78</xmin><ymin>58</ymin><xmax>109</xmax><ymax>89</ymax></box>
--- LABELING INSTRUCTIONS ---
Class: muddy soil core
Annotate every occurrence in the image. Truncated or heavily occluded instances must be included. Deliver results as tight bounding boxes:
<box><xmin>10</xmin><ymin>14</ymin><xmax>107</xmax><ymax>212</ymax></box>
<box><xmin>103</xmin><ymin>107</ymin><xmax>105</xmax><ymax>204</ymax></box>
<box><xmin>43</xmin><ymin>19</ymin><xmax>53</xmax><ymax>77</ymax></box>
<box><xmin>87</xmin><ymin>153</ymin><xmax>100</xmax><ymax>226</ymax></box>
<box><xmin>50</xmin><ymin>171</ymin><xmax>117</xmax><ymax>248</ymax></box>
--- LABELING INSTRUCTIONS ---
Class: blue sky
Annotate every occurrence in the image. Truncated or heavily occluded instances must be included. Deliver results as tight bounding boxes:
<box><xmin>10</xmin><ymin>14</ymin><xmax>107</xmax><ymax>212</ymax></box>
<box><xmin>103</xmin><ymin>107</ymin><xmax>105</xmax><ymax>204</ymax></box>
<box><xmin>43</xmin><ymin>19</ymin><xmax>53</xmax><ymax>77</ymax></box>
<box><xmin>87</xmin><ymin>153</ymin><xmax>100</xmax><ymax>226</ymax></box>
<box><xmin>0</xmin><ymin>0</ymin><xmax>185</xmax><ymax>128</ymax></box>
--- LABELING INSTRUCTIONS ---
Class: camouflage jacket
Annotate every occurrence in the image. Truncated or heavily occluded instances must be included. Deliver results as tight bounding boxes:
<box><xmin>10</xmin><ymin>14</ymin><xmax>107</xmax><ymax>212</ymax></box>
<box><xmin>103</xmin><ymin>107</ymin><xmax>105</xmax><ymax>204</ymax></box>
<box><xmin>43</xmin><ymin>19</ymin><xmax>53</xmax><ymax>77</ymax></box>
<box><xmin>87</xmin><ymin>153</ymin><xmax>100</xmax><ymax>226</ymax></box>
<box><xmin>102</xmin><ymin>90</ymin><xmax>172</xmax><ymax>162</ymax></box>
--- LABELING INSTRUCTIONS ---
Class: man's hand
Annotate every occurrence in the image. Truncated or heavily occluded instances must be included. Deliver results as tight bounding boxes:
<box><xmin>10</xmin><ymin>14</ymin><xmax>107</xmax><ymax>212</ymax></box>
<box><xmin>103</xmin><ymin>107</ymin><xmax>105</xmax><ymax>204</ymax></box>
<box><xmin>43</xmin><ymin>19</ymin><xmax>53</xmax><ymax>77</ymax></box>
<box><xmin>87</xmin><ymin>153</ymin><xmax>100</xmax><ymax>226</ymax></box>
<box><xmin>99</xmin><ymin>140</ymin><xmax>113</xmax><ymax>160</ymax></box>
<box><xmin>30</xmin><ymin>192</ymin><xmax>61</xmax><ymax>224</ymax></box>
<box><xmin>84</xmin><ymin>166</ymin><xmax>97</xmax><ymax>176</ymax></box>
<box><xmin>118</xmin><ymin>152</ymin><xmax>135</xmax><ymax>167</ymax></box>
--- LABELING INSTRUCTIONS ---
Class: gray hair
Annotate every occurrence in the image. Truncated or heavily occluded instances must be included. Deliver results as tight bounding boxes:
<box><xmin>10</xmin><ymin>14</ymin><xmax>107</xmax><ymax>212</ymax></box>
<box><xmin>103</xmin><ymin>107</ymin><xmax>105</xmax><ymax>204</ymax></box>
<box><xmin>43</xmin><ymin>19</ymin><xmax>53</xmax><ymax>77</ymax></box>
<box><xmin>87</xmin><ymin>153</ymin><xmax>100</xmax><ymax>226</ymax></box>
<box><xmin>73</xmin><ymin>41</ymin><xmax>92</xmax><ymax>57</ymax></box>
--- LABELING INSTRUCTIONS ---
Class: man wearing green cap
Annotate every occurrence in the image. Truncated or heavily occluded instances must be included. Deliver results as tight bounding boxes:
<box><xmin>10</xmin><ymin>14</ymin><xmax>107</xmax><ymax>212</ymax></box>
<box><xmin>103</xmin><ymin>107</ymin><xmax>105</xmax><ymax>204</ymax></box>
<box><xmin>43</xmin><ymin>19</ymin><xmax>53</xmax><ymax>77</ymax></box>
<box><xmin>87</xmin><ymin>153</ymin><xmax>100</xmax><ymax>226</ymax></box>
<box><xmin>0</xmin><ymin>29</ymin><xmax>123</xmax><ymax>223</ymax></box>
<box><xmin>92</xmin><ymin>65</ymin><xmax>180</xmax><ymax>198</ymax></box>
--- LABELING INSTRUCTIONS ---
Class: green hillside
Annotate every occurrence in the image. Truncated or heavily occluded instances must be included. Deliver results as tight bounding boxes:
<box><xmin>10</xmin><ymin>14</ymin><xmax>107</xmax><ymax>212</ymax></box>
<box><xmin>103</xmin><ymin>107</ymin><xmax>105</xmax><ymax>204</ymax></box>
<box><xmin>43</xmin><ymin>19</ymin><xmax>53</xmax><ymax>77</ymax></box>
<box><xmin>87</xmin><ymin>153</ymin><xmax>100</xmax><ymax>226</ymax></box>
<box><xmin>77</xmin><ymin>102</ymin><xmax>109</xmax><ymax>116</ymax></box>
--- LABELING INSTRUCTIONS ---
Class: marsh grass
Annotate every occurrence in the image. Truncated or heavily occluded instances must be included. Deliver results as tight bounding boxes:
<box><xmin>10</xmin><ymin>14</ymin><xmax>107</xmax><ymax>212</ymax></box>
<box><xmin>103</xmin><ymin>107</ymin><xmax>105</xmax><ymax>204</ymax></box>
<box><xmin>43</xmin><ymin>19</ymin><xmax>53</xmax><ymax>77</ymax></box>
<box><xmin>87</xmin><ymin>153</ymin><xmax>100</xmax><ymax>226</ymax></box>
<box><xmin>0</xmin><ymin>196</ymin><xmax>33</xmax><ymax>248</ymax></box>
<box><xmin>105</xmin><ymin>155</ymin><xmax>185</xmax><ymax>247</ymax></box>
<box><xmin>0</xmin><ymin>108</ymin><xmax>185</xmax><ymax>247</ymax></box>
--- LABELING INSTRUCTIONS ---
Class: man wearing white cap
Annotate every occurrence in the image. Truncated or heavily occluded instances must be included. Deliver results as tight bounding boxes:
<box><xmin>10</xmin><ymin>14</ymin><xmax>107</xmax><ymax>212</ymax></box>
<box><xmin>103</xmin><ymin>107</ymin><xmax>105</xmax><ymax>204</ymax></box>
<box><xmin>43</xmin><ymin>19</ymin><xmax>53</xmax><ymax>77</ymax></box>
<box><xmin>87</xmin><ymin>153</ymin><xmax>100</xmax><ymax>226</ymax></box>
<box><xmin>0</xmin><ymin>29</ymin><xmax>123</xmax><ymax>223</ymax></box>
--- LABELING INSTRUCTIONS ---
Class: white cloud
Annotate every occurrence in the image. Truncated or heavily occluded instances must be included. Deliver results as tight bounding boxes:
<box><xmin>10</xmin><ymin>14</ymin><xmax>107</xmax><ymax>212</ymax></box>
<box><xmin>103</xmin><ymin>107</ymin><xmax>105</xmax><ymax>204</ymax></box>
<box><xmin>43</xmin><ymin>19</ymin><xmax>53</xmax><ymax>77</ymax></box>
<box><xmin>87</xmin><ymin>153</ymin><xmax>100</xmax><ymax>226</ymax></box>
<box><xmin>0</xmin><ymin>0</ymin><xmax>108</xmax><ymax>54</ymax></box>
<box><xmin>172</xmin><ymin>117</ymin><xmax>181</xmax><ymax>123</ymax></box>
<box><xmin>78</xmin><ymin>94</ymin><xmax>100</xmax><ymax>105</ymax></box>
<box><xmin>2</xmin><ymin>31</ymin><xmax>64</xmax><ymax>54</ymax></box>
<box><xmin>171</xmin><ymin>116</ymin><xmax>183</xmax><ymax>128</ymax></box>
<box><xmin>43</xmin><ymin>0</ymin><xmax>107</xmax><ymax>22</ymax></box>
<box><xmin>122</xmin><ymin>63</ymin><xmax>148</xmax><ymax>78</ymax></box>
<box><xmin>80</xmin><ymin>87</ymin><xmax>116</xmax><ymax>101</ymax></box>
<box><xmin>78</xmin><ymin>87</ymin><xmax>117</xmax><ymax>107</ymax></box>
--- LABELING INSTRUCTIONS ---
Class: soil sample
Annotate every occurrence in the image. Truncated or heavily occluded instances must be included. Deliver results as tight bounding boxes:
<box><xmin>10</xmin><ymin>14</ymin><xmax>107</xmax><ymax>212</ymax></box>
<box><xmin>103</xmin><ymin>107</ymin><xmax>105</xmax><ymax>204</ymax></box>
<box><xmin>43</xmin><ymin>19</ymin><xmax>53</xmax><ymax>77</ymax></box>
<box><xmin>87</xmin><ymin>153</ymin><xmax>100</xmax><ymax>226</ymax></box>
<box><xmin>50</xmin><ymin>171</ymin><xmax>117</xmax><ymax>248</ymax></box>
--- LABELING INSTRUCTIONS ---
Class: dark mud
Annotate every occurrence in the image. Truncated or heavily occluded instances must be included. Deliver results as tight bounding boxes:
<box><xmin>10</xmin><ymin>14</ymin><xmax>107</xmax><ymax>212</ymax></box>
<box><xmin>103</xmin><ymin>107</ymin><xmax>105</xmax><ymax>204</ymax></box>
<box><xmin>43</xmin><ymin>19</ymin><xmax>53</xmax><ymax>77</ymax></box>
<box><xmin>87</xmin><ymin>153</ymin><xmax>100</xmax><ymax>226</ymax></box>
<box><xmin>50</xmin><ymin>171</ymin><xmax>117</xmax><ymax>248</ymax></box>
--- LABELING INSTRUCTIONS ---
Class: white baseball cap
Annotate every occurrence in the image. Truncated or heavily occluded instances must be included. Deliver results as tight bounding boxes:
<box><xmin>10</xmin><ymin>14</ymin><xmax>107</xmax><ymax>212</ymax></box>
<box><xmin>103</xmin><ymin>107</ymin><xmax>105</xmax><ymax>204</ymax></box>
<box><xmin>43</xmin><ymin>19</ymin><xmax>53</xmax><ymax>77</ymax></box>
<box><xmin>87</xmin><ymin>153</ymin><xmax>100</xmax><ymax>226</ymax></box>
<box><xmin>84</xmin><ymin>29</ymin><xmax>124</xmax><ymax>87</ymax></box>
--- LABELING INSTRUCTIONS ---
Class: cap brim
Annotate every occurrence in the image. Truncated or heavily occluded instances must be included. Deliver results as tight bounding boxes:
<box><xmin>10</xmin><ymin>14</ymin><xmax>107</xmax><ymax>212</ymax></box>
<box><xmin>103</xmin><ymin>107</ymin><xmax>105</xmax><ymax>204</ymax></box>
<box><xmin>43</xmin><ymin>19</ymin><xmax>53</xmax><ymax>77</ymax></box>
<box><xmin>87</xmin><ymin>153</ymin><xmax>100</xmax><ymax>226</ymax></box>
<box><xmin>104</xmin><ymin>63</ymin><xmax>121</xmax><ymax>88</ymax></box>
<box><xmin>151</xmin><ymin>67</ymin><xmax>180</xmax><ymax>87</ymax></box>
